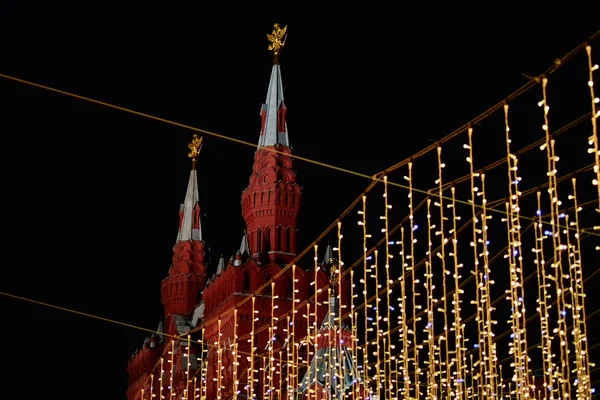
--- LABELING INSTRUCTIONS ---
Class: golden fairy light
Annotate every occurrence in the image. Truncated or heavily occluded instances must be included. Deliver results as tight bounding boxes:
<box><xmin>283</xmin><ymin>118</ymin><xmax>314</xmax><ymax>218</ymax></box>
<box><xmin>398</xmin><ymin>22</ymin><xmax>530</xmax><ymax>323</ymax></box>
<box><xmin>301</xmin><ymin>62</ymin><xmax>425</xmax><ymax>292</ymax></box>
<box><xmin>358</xmin><ymin>194</ymin><xmax>371</xmax><ymax>397</ymax></box>
<box><xmin>216</xmin><ymin>319</ymin><xmax>223</xmax><ymax>399</ymax></box>
<box><xmin>313</xmin><ymin>244</ymin><xmax>320</xmax><ymax>399</ymax></box>
<box><xmin>305</xmin><ymin>301</ymin><xmax>313</xmax><ymax>399</ymax></box>
<box><xmin>248</xmin><ymin>296</ymin><xmax>256</xmax><ymax>399</ymax></box>
<box><xmin>232</xmin><ymin>309</ymin><xmax>239</xmax><ymax>400</ymax></box>
<box><xmin>141</xmin><ymin>388</ymin><xmax>145</xmax><ymax>400</ymax></box>
<box><xmin>465</xmin><ymin>127</ymin><xmax>497</xmax><ymax>396</ymax></box>
<box><xmin>502</xmin><ymin>103</ymin><xmax>530</xmax><ymax>398</ymax></box>
<box><xmin>169</xmin><ymin>340</ymin><xmax>175</xmax><ymax>399</ymax></box>
<box><xmin>288</xmin><ymin>264</ymin><xmax>298</xmax><ymax>399</ymax></box>
<box><xmin>336</xmin><ymin>221</ymin><xmax>348</xmax><ymax>396</ymax></box>
<box><xmin>372</xmin><ymin>247</ymin><xmax>381</xmax><ymax>399</ymax></box>
<box><xmin>567</xmin><ymin>178</ymin><xmax>592</xmax><ymax>399</ymax></box>
<box><xmin>398</xmin><ymin>226</ymin><xmax>411</xmax><ymax>396</ymax></box>
<box><xmin>200</xmin><ymin>328</ymin><xmax>207</xmax><ymax>399</ymax></box>
<box><xmin>539</xmin><ymin>77</ymin><xmax>571</xmax><ymax>395</ymax></box>
<box><xmin>193</xmin><ymin>377</ymin><xmax>197</xmax><ymax>400</ymax></box>
<box><xmin>449</xmin><ymin>186</ymin><xmax>466</xmax><ymax>399</ymax></box>
<box><xmin>185</xmin><ymin>335</ymin><xmax>191</xmax><ymax>400</ymax></box>
<box><xmin>585</xmin><ymin>45</ymin><xmax>600</xmax><ymax>208</ymax></box>
<box><xmin>407</xmin><ymin>161</ymin><xmax>422</xmax><ymax>400</ymax></box>
<box><xmin>150</xmin><ymin>373</ymin><xmax>155</xmax><ymax>400</ymax></box>
<box><xmin>435</xmin><ymin>146</ymin><xmax>452</xmax><ymax>397</ymax></box>
<box><xmin>159</xmin><ymin>357</ymin><xmax>165</xmax><ymax>399</ymax></box>
<box><xmin>478</xmin><ymin>173</ymin><xmax>497</xmax><ymax>397</ymax></box>
<box><xmin>534</xmin><ymin>191</ymin><xmax>555</xmax><ymax>399</ymax></box>
<box><xmin>382</xmin><ymin>175</ymin><xmax>396</xmax><ymax>399</ymax></box>
<box><xmin>425</xmin><ymin>197</ymin><xmax>438</xmax><ymax>398</ymax></box>
<box><xmin>268</xmin><ymin>281</ymin><xmax>277</xmax><ymax>398</ymax></box>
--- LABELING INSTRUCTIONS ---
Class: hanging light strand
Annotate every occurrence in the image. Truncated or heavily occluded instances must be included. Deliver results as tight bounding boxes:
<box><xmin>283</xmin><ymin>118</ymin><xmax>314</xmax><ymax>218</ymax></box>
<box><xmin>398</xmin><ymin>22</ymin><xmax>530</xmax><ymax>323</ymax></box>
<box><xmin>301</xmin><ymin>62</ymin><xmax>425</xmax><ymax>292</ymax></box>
<box><xmin>435</xmin><ymin>146</ymin><xmax>452</xmax><ymax>399</ymax></box>
<box><xmin>232</xmin><ymin>310</ymin><xmax>239</xmax><ymax>400</ymax></box>
<box><xmin>359</xmin><ymin>194</ymin><xmax>371</xmax><ymax>398</ymax></box>
<box><xmin>216</xmin><ymin>319</ymin><xmax>223</xmax><ymax>400</ymax></box>
<box><xmin>534</xmin><ymin>191</ymin><xmax>555</xmax><ymax>399</ymax></box>
<box><xmin>382</xmin><ymin>175</ymin><xmax>396</xmax><ymax>399</ymax></box>
<box><xmin>539</xmin><ymin>77</ymin><xmax>571</xmax><ymax>396</ymax></box>
<box><xmin>337</xmin><ymin>221</ymin><xmax>349</xmax><ymax>397</ymax></box>
<box><xmin>584</xmin><ymin>45</ymin><xmax>600</xmax><ymax>208</ymax></box>
<box><xmin>567</xmin><ymin>178</ymin><xmax>592</xmax><ymax>399</ymax></box>
<box><xmin>502</xmin><ymin>103</ymin><xmax>530</xmax><ymax>398</ymax></box>
<box><xmin>249</xmin><ymin>297</ymin><xmax>256</xmax><ymax>399</ymax></box>
<box><xmin>478</xmin><ymin>173</ymin><xmax>498</xmax><ymax>397</ymax></box>
<box><xmin>425</xmin><ymin>197</ymin><xmax>438</xmax><ymax>399</ymax></box>
<box><xmin>185</xmin><ymin>335</ymin><xmax>191</xmax><ymax>400</ymax></box>
<box><xmin>449</xmin><ymin>186</ymin><xmax>466</xmax><ymax>399</ymax></box>
<box><xmin>408</xmin><ymin>161</ymin><xmax>422</xmax><ymax>400</ymax></box>
<box><xmin>398</xmin><ymin>226</ymin><xmax>411</xmax><ymax>396</ymax></box>
<box><xmin>465</xmin><ymin>127</ymin><xmax>485</xmax><ymax>397</ymax></box>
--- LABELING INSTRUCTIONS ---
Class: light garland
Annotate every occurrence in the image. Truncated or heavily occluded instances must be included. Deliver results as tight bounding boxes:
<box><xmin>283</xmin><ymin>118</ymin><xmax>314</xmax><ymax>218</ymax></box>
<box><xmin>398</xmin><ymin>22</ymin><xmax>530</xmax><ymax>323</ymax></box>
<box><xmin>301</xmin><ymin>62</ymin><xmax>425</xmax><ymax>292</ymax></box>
<box><xmin>534</xmin><ymin>191</ymin><xmax>555</xmax><ymax>399</ymax></box>
<box><xmin>449</xmin><ymin>186</ymin><xmax>466</xmax><ymax>399</ymax></box>
<box><xmin>425</xmin><ymin>197</ymin><xmax>438</xmax><ymax>399</ymax></box>
<box><xmin>248</xmin><ymin>296</ymin><xmax>256</xmax><ymax>399</ymax></box>
<box><xmin>465</xmin><ymin>127</ymin><xmax>485</xmax><ymax>395</ymax></box>
<box><xmin>185</xmin><ymin>335</ymin><xmax>191</xmax><ymax>400</ymax></box>
<box><xmin>336</xmin><ymin>221</ymin><xmax>348</xmax><ymax>397</ymax></box>
<box><xmin>398</xmin><ymin>225</ymin><xmax>411</xmax><ymax>396</ymax></box>
<box><xmin>567</xmin><ymin>178</ymin><xmax>592</xmax><ymax>399</ymax></box>
<box><xmin>150</xmin><ymin>373</ymin><xmax>155</xmax><ymax>400</ymax></box>
<box><xmin>200</xmin><ymin>329</ymin><xmax>207</xmax><ymax>399</ymax></box>
<box><xmin>585</xmin><ymin>45</ymin><xmax>600</xmax><ymax>208</ymax></box>
<box><xmin>359</xmin><ymin>194</ymin><xmax>370</xmax><ymax>399</ymax></box>
<box><xmin>435</xmin><ymin>146</ymin><xmax>452</xmax><ymax>398</ymax></box>
<box><xmin>502</xmin><ymin>103</ymin><xmax>530</xmax><ymax>398</ymax></box>
<box><xmin>268</xmin><ymin>281</ymin><xmax>277</xmax><ymax>399</ymax></box>
<box><xmin>409</xmin><ymin>161</ymin><xmax>423</xmax><ymax>400</ymax></box>
<box><xmin>159</xmin><ymin>357</ymin><xmax>164</xmax><ymax>399</ymax></box>
<box><xmin>478</xmin><ymin>173</ymin><xmax>498</xmax><ymax>397</ymax></box>
<box><xmin>382</xmin><ymin>176</ymin><xmax>396</xmax><ymax>399</ymax></box>
<box><xmin>232</xmin><ymin>309</ymin><xmax>239</xmax><ymax>400</ymax></box>
<box><xmin>539</xmin><ymin>77</ymin><xmax>571</xmax><ymax>396</ymax></box>
<box><xmin>169</xmin><ymin>340</ymin><xmax>175</xmax><ymax>400</ymax></box>
<box><xmin>216</xmin><ymin>319</ymin><xmax>222</xmax><ymax>399</ymax></box>
<box><xmin>372</xmin><ymin>247</ymin><xmax>381</xmax><ymax>400</ymax></box>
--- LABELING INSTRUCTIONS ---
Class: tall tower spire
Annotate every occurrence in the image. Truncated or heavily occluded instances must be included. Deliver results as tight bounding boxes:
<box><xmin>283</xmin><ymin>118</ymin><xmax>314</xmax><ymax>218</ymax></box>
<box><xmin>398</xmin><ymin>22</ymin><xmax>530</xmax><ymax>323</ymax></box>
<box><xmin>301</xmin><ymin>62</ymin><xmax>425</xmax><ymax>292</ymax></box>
<box><xmin>177</xmin><ymin>134</ymin><xmax>203</xmax><ymax>242</ymax></box>
<box><xmin>161</xmin><ymin>134</ymin><xmax>207</xmax><ymax>319</ymax></box>
<box><xmin>241</xmin><ymin>23</ymin><xmax>301</xmax><ymax>265</ymax></box>
<box><xmin>259</xmin><ymin>23</ymin><xmax>289</xmax><ymax>148</ymax></box>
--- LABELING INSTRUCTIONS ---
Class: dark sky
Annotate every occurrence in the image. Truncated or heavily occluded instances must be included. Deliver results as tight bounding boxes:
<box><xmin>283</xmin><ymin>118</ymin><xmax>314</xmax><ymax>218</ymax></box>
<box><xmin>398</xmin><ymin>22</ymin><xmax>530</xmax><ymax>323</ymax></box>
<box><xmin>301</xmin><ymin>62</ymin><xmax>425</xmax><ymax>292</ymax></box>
<box><xmin>0</xmin><ymin>4</ymin><xmax>598</xmax><ymax>399</ymax></box>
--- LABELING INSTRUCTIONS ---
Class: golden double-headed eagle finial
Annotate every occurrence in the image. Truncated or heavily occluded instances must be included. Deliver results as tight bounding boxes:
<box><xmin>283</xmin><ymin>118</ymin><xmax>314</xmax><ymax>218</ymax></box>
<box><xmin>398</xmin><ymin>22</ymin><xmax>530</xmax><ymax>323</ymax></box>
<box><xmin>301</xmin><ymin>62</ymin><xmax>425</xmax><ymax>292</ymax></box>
<box><xmin>267</xmin><ymin>23</ymin><xmax>287</xmax><ymax>58</ymax></box>
<box><xmin>188</xmin><ymin>134</ymin><xmax>203</xmax><ymax>168</ymax></box>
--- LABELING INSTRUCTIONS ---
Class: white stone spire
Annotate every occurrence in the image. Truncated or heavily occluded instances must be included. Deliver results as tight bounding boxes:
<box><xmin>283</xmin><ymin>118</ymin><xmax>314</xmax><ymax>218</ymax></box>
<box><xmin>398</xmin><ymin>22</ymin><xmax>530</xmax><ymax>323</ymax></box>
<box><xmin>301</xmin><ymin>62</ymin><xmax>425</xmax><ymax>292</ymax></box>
<box><xmin>321</xmin><ymin>244</ymin><xmax>334</xmax><ymax>265</ymax></box>
<box><xmin>177</xmin><ymin>134</ymin><xmax>203</xmax><ymax>242</ymax></box>
<box><xmin>216</xmin><ymin>255</ymin><xmax>225</xmax><ymax>275</ymax></box>
<box><xmin>257</xmin><ymin>63</ymin><xmax>289</xmax><ymax>148</ymax></box>
<box><xmin>239</xmin><ymin>232</ymin><xmax>250</xmax><ymax>255</ymax></box>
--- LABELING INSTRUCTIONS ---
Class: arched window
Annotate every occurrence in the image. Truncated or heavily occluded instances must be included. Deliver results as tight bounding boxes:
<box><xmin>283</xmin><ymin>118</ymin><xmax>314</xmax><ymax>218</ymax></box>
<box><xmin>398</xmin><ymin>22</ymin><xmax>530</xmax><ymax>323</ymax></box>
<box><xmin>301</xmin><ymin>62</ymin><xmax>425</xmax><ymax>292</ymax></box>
<box><xmin>257</xmin><ymin>228</ymin><xmax>263</xmax><ymax>253</ymax></box>
<box><xmin>243</xmin><ymin>270</ymin><xmax>251</xmax><ymax>292</ymax></box>
<box><xmin>266</xmin><ymin>227</ymin><xmax>272</xmax><ymax>251</ymax></box>
<box><xmin>287</xmin><ymin>227</ymin><xmax>294</xmax><ymax>254</ymax></box>
<box><xmin>278</xmin><ymin>226</ymin><xmax>285</xmax><ymax>252</ymax></box>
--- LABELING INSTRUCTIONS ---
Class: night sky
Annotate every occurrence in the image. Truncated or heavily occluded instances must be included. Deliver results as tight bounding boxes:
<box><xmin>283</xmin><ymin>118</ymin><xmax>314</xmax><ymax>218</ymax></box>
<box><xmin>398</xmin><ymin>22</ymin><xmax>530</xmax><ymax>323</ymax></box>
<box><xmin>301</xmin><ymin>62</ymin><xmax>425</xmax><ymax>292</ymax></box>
<box><xmin>0</xmin><ymin>4</ymin><xmax>598</xmax><ymax>399</ymax></box>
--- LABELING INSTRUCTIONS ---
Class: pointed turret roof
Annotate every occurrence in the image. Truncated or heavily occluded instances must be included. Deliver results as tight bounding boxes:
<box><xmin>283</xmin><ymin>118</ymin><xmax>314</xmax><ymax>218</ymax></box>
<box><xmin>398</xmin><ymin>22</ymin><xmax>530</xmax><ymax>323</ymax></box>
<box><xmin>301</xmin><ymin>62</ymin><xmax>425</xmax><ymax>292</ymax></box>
<box><xmin>297</xmin><ymin>295</ymin><xmax>363</xmax><ymax>399</ymax></box>
<box><xmin>177</xmin><ymin>134</ymin><xmax>204</xmax><ymax>242</ymax></box>
<box><xmin>216</xmin><ymin>255</ymin><xmax>225</xmax><ymax>275</ymax></box>
<box><xmin>239</xmin><ymin>232</ymin><xmax>250</xmax><ymax>255</ymax></box>
<box><xmin>258</xmin><ymin>23</ymin><xmax>289</xmax><ymax>148</ymax></box>
<box><xmin>321</xmin><ymin>244</ymin><xmax>334</xmax><ymax>265</ymax></box>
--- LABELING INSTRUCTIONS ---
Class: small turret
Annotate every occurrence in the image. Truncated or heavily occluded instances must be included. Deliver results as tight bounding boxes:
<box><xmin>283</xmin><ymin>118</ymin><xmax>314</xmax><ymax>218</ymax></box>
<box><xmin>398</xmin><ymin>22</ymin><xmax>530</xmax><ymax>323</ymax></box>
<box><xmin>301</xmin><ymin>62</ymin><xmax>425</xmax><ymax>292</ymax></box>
<box><xmin>161</xmin><ymin>135</ymin><xmax>208</xmax><ymax>317</ymax></box>
<box><xmin>241</xmin><ymin>25</ymin><xmax>302</xmax><ymax>265</ymax></box>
